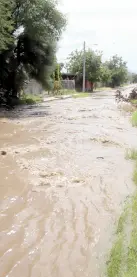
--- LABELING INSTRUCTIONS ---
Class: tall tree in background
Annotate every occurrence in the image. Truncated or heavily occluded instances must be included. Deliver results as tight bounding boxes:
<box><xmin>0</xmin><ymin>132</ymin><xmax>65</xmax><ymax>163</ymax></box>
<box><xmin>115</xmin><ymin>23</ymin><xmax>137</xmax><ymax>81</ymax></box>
<box><xmin>67</xmin><ymin>49</ymin><xmax>102</xmax><ymax>89</ymax></box>
<box><xmin>132</xmin><ymin>73</ymin><xmax>137</xmax><ymax>84</ymax></box>
<box><xmin>105</xmin><ymin>55</ymin><xmax>128</xmax><ymax>87</ymax></box>
<box><xmin>67</xmin><ymin>50</ymin><xmax>128</xmax><ymax>89</ymax></box>
<box><xmin>100</xmin><ymin>65</ymin><xmax>112</xmax><ymax>86</ymax></box>
<box><xmin>0</xmin><ymin>0</ymin><xmax>66</xmax><ymax>100</ymax></box>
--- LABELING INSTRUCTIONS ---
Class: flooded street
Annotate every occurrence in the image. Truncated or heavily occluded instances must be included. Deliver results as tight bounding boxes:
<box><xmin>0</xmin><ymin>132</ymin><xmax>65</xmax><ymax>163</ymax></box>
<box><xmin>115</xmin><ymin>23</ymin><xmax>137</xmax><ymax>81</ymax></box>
<box><xmin>0</xmin><ymin>91</ymin><xmax>137</xmax><ymax>277</ymax></box>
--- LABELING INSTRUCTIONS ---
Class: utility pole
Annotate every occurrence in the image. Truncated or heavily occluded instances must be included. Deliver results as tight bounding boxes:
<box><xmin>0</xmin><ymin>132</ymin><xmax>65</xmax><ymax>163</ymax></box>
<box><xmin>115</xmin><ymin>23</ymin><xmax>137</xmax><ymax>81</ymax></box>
<box><xmin>83</xmin><ymin>41</ymin><xmax>86</xmax><ymax>92</ymax></box>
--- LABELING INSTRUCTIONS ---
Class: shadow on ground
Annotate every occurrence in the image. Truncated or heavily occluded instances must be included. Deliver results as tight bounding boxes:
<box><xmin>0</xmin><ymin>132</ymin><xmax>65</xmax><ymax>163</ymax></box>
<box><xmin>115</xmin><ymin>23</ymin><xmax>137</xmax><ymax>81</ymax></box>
<box><xmin>0</xmin><ymin>104</ymin><xmax>51</xmax><ymax>120</ymax></box>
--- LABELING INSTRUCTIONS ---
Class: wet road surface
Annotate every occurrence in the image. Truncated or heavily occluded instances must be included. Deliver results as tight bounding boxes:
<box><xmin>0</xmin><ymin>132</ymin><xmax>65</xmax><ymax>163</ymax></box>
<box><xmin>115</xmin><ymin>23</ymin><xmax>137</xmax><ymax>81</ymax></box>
<box><xmin>0</xmin><ymin>91</ymin><xmax>137</xmax><ymax>277</ymax></box>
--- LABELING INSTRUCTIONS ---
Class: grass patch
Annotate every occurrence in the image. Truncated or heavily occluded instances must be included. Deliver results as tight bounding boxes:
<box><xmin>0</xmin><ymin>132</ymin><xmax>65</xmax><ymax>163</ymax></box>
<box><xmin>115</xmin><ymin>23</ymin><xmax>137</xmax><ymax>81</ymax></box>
<box><xmin>107</xmin><ymin>234</ymin><xmax>124</xmax><ymax>277</ymax></box>
<box><xmin>59</xmin><ymin>89</ymin><xmax>76</xmax><ymax>95</ymax></box>
<box><xmin>127</xmin><ymin>148</ymin><xmax>137</xmax><ymax>186</ymax></box>
<box><xmin>106</xmin><ymin>100</ymin><xmax>137</xmax><ymax>276</ymax></box>
<box><xmin>130</xmin><ymin>99</ymin><xmax>137</xmax><ymax>105</ymax></box>
<box><xmin>125</xmin><ymin>192</ymin><xmax>137</xmax><ymax>277</ymax></box>
<box><xmin>95</xmin><ymin>87</ymin><xmax>112</xmax><ymax>91</ymax></box>
<box><xmin>19</xmin><ymin>94</ymin><xmax>43</xmax><ymax>105</ymax></box>
<box><xmin>107</xmin><ymin>207</ymin><xmax>128</xmax><ymax>277</ymax></box>
<box><xmin>126</xmin><ymin>149</ymin><xmax>137</xmax><ymax>160</ymax></box>
<box><xmin>107</xmin><ymin>147</ymin><xmax>137</xmax><ymax>277</ymax></box>
<box><xmin>131</xmin><ymin>111</ymin><xmax>137</xmax><ymax>127</ymax></box>
<box><xmin>117</xmin><ymin>208</ymin><xmax>128</xmax><ymax>234</ymax></box>
<box><xmin>133</xmin><ymin>166</ymin><xmax>137</xmax><ymax>185</ymax></box>
<box><xmin>50</xmin><ymin>89</ymin><xmax>76</xmax><ymax>96</ymax></box>
<box><xmin>72</xmin><ymin>92</ymin><xmax>91</xmax><ymax>98</ymax></box>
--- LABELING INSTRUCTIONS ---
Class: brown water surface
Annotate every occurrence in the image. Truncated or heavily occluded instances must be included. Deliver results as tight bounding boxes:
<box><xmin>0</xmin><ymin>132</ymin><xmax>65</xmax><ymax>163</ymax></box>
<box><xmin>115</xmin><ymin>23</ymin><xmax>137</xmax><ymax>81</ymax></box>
<box><xmin>0</xmin><ymin>91</ymin><xmax>137</xmax><ymax>277</ymax></box>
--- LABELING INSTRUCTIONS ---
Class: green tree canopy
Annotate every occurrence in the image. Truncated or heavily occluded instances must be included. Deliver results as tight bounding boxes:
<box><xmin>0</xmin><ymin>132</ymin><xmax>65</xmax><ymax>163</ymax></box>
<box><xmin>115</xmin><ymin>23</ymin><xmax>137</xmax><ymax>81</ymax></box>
<box><xmin>105</xmin><ymin>55</ymin><xmax>128</xmax><ymax>87</ymax></box>
<box><xmin>132</xmin><ymin>73</ymin><xmax>137</xmax><ymax>84</ymax></box>
<box><xmin>0</xmin><ymin>0</ymin><xmax>14</xmax><ymax>52</ymax></box>
<box><xmin>66</xmin><ymin>50</ymin><xmax>128</xmax><ymax>89</ymax></box>
<box><xmin>0</xmin><ymin>0</ymin><xmax>66</xmax><ymax>99</ymax></box>
<box><xmin>67</xmin><ymin>49</ymin><xmax>102</xmax><ymax>84</ymax></box>
<box><xmin>100</xmin><ymin>65</ymin><xmax>112</xmax><ymax>85</ymax></box>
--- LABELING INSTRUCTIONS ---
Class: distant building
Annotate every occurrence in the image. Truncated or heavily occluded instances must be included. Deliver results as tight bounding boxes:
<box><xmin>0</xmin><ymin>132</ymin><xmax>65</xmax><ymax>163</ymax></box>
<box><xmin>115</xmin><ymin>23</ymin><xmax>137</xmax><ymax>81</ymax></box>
<box><xmin>61</xmin><ymin>73</ymin><xmax>76</xmax><ymax>90</ymax></box>
<box><xmin>85</xmin><ymin>80</ymin><xmax>94</xmax><ymax>92</ymax></box>
<box><xmin>61</xmin><ymin>73</ymin><xmax>93</xmax><ymax>92</ymax></box>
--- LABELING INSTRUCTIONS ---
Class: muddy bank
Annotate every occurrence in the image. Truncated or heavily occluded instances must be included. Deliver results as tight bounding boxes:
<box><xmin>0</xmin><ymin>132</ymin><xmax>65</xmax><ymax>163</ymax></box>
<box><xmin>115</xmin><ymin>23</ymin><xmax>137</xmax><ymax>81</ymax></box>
<box><xmin>0</xmin><ymin>91</ymin><xmax>137</xmax><ymax>277</ymax></box>
<box><xmin>116</xmin><ymin>85</ymin><xmax>137</xmax><ymax>102</ymax></box>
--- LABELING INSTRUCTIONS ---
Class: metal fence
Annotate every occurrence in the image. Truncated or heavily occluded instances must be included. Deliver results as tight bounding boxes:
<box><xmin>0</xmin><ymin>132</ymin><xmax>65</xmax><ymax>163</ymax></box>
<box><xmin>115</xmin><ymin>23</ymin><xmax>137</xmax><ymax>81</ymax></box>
<box><xmin>23</xmin><ymin>79</ymin><xmax>43</xmax><ymax>95</ymax></box>
<box><xmin>23</xmin><ymin>79</ymin><xmax>76</xmax><ymax>94</ymax></box>
<box><xmin>61</xmin><ymin>80</ymin><xmax>75</xmax><ymax>90</ymax></box>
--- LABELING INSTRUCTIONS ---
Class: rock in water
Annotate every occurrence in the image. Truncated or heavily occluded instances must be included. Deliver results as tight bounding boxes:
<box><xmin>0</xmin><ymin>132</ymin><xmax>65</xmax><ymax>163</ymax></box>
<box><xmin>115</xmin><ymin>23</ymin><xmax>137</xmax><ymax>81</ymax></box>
<box><xmin>1</xmin><ymin>151</ymin><xmax>7</xmax><ymax>156</ymax></box>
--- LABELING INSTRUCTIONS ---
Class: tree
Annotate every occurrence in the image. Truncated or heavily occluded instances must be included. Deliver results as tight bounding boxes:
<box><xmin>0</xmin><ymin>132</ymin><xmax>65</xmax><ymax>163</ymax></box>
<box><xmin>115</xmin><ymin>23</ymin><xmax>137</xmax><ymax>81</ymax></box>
<box><xmin>127</xmin><ymin>71</ymin><xmax>133</xmax><ymax>84</ymax></box>
<box><xmin>132</xmin><ymin>73</ymin><xmax>137</xmax><ymax>84</ymax></box>
<box><xmin>0</xmin><ymin>0</ymin><xmax>14</xmax><ymax>52</ymax></box>
<box><xmin>0</xmin><ymin>0</ymin><xmax>66</xmax><ymax>101</ymax></box>
<box><xmin>100</xmin><ymin>65</ymin><xmax>112</xmax><ymax>85</ymax></box>
<box><xmin>67</xmin><ymin>49</ymin><xmax>102</xmax><ymax>89</ymax></box>
<box><xmin>59</xmin><ymin>63</ymin><xmax>64</xmax><ymax>72</ymax></box>
<box><xmin>105</xmin><ymin>55</ymin><xmax>128</xmax><ymax>87</ymax></box>
<box><xmin>54</xmin><ymin>64</ymin><xmax>62</xmax><ymax>81</ymax></box>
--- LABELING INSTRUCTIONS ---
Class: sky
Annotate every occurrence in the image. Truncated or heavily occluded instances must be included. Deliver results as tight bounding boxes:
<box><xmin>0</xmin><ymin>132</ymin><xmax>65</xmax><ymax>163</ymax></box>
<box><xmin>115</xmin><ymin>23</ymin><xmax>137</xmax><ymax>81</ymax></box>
<box><xmin>57</xmin><ymin>0</ymin><xmax>137</xmax><ymax>72</ymax></box>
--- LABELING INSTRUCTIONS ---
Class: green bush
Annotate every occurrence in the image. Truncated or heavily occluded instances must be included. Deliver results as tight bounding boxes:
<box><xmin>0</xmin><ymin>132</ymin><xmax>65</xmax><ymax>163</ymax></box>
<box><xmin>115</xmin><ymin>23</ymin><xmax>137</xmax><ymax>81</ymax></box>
<box><xmin>19</xmin><ymin>94</ymin><xmax>43</xmax><ymax>105</ymax></box>
<box><xmin>126</xmin><ymin>149</ymin><xmax>137</xmax><ymax>160</ymax></box>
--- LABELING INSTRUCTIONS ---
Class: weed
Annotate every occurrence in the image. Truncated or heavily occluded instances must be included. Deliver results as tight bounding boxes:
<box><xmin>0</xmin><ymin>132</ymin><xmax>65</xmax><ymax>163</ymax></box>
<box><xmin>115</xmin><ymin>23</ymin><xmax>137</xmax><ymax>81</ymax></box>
<box><xmin>51</xmin><ymin>89</ymin><xmax>76</xmax><ymax>96</ymax></box>
<box><xmin>131</xmin><ymin>111</ymin><xmax>137</xmax><ymax>127</ymax></box>
<box><xmin>126</xmin><ymin>149</ymin><xmax>137</xmax><ymax>160</ymax></box>
<box><xmin>130</xmin><ymin>99</ymin><xmax>137</xmax><ymax>105</ymax></box>
<box><xmin>117</xmin><ymin>209</ymin><xmax>128</xmax><ymax>234</ymax></box>
<box><xmin>60</xmin><ymin>89</ymin><xmax>76</xmax><ymax>95</ymax></box>
<box><xmin>19</xmin><ymin>94</ymin><xmax>43</xmax><ymax>105</ymax></box>
<box><xmin>125</xmin><ymin>193</ymin><xmax>137</xmax><ymax>277</ymax></box>
<box><xmin>107</xmin><ymin>146</ymin><xmax>137</xmax><ymax>277</ymax></box>
<box><xmin>73</xmin><ymin>93</ymin><xmax>91</xmax><ymax>98</ymax></box>
<box><xmin>126</xmin><ymin>149</ymin><xmax>137</xmax><ymax>186</ymax></box>
<box><xmin>107</xmin><ymin>234</ymin><xmax>124</xmax><ymax>277</ymax></box>
<box><xmin>133</xmin><ymin>167</ymin><xmax>137</xmax><ymax>185</ymax></box>
<box><xmin>95</xmin><ymin>87</ymin><xmax>112</xmax><ymax>91</ymax></box>
<box><xmin>107</xmin><ymin>207</ymin><xmax>128</xmax><ymax>277</ymax></box>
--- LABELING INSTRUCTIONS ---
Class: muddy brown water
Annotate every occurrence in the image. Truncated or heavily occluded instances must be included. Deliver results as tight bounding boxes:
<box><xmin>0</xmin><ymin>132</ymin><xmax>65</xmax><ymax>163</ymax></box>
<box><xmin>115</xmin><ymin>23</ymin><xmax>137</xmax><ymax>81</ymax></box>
<box><xmin>0</xmin><ymin>91</ymin><xmax>137</xmax><ymax>277</ymax></box>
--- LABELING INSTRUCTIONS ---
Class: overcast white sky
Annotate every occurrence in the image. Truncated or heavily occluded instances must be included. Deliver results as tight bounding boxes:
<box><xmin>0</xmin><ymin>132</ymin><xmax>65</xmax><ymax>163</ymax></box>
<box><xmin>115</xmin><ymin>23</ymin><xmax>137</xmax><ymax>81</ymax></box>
<box><xmin>57</xmin><ymin>0</ymin><xmax>137</xmax><ymax>72</ymax></box>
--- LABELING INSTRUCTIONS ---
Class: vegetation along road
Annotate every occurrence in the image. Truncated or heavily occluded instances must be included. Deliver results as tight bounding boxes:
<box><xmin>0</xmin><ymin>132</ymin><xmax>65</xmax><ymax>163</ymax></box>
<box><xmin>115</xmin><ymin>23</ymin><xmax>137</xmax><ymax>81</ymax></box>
<box><xmin>0</xmin><ymin>89</ymin><xmax>137</xmax><ymax>277</ymax></box>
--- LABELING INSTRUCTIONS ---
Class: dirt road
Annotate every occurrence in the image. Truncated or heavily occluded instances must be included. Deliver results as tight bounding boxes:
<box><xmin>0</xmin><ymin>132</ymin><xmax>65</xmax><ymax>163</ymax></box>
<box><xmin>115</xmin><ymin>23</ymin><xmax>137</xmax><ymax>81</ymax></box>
<box><xmin>0</xmin><ymin>91</ymin><xmax>137</xmax><ymax>277</ymax></box>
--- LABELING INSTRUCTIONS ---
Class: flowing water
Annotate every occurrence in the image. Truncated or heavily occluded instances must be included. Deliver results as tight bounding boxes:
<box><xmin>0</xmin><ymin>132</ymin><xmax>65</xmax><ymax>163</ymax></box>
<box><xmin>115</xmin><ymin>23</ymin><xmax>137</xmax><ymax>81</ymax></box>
<box><xmin>0</xmin><ymin>91</ymin><xmax>137</xmax><ymax>277</ymax></box>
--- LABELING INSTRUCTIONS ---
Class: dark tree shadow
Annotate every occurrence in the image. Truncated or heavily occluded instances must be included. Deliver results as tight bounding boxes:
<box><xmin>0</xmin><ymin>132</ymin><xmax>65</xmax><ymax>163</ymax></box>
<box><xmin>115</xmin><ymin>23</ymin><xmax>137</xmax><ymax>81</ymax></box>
<box><xmin>0</xmin><ymin>104</ymin><xmax>51</xmax><ymax>120</ymax></box>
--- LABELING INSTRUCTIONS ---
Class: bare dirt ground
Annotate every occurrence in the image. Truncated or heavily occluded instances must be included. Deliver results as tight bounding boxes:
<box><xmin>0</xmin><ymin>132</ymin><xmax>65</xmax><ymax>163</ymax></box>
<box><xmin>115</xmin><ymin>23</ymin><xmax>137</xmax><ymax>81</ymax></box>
<box><xmin>0</xmin><ymin>91</ymin><xmax>137</xmax><ymax>277</ymax></box>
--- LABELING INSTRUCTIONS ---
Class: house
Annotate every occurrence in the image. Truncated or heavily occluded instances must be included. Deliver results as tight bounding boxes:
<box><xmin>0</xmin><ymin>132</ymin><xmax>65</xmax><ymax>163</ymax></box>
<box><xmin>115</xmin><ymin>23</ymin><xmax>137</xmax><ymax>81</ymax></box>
<box><xmin>61</xmin><ymin>73</ymin><xmax>93</xmax><ymax>92</ymax></box>
<box><xmin>61</xmin><ymin>73</ymin><xmax>76</xmax><ymax>90</ymax></box>
<box><xmin>61</xmin><ymin>73</ymin><xmax>76</xmax><ymax>80</ymax></box>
